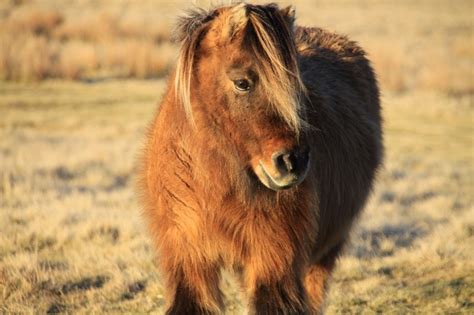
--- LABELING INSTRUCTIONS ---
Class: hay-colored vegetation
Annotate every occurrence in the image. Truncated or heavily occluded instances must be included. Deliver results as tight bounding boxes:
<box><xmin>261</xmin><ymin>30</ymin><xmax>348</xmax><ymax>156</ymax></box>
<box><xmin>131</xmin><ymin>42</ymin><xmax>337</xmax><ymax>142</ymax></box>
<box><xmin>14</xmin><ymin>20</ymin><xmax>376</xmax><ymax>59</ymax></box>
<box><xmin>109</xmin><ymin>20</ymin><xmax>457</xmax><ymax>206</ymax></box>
<box><xmin>1</xmin><ymin>0</ymin><xmax>473</xmax><ymax>313</ymax></box>
<box><xmin>0</xmin><ymin>0</ymin><xmax>473</xmax><ymax>95</ymax></box>
<box><xmin>0</xmin><ymin>0</ymin><xmax>180</xmax><ymax>81</ymax></box>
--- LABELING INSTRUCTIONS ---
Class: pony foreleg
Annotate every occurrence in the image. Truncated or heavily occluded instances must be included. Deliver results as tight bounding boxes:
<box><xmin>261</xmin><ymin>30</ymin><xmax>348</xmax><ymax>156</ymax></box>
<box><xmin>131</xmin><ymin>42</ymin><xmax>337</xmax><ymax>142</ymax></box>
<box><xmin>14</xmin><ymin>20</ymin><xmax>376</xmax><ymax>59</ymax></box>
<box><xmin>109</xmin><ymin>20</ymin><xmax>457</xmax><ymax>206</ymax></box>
<box><xmin>247</xmin><ymin>274</ymin><xmax>309</xmax><ymax>315</ymax></box>
<box><xmin>163</xmin><ymin>260</ymin><xmax>224</xmax><ymax>315</ymax></box>
<box><xmin>303</xmin><ymin>264</ymin><xmax>333</xmax><ymax>314</ymax></box>
<box><xmin>304</xmin><ymin>244</ymin><xmax>342</xmax><ymax>314</ymax></box>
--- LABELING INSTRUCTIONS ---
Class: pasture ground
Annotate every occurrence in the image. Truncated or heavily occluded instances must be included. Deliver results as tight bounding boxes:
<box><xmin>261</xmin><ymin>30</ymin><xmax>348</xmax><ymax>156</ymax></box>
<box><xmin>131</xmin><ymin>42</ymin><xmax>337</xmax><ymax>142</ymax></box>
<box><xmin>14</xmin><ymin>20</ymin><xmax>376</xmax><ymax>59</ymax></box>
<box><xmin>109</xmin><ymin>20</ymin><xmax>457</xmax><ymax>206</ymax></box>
<box><xmin>1</xmin><ymin>0</ymin><xmax>473</xmax><ymax>313</ymax></box>
<box><xmin>1</xmin><ymin>80</ymin><xmax>473</xmax><ymax>313</ymax></box>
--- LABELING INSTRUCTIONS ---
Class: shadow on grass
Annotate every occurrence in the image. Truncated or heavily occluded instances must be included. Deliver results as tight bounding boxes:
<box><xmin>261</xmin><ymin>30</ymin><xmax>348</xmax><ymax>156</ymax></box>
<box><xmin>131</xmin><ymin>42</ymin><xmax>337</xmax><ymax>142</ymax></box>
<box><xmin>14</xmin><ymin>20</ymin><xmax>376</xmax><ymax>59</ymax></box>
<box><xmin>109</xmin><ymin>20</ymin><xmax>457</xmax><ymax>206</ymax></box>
<box><xmin>350</xmin><ymin>223</ymin><xmax>427</xmax><ymax>258</ymax></box>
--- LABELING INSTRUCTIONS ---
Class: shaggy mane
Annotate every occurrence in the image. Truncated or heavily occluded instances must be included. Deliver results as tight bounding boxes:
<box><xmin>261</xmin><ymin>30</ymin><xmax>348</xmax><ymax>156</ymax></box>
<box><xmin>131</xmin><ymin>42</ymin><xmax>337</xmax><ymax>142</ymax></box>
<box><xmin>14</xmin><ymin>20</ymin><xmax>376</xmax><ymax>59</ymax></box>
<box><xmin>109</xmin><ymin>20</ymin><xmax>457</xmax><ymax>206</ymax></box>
<box><xmin>174</xmin><ymin>3</ymin><xmax>306</xmax><ymax>132</ymax></box>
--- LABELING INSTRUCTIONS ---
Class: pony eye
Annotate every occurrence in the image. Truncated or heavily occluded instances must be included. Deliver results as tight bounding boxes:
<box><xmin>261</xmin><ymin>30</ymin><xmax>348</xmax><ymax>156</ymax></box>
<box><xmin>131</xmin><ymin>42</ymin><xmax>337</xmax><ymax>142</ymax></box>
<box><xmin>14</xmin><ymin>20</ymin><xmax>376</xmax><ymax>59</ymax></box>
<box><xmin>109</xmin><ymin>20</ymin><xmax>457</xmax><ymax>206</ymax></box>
<box><xmin>234</xmin><ymin>79</ymin><xmax>251</xmax><ymax>92</ymax></box>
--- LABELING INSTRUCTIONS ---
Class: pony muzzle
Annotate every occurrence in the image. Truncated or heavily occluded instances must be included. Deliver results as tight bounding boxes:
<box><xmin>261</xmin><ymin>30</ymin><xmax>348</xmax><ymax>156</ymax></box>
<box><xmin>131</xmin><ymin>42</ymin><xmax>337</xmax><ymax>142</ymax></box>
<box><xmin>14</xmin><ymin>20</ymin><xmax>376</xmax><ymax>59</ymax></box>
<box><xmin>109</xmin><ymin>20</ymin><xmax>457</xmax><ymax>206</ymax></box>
<box><xmin>254</xmin><ymin>148</ymin><xmax>310</xmax><ymax>191</ymax></box>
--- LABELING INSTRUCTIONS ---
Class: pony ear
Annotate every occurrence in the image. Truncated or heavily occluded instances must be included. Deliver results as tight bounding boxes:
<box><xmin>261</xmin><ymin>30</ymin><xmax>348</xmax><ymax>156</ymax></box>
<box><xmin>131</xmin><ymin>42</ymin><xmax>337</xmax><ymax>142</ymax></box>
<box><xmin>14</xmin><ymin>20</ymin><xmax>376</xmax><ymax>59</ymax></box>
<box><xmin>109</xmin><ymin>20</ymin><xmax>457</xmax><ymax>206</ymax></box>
<box><xmin>221</xmin><ymin>3</ymin><xmax>248</xmax><ymax>42</ymax></box>
<box><xmin>280</xmin><ymin>5</ymin><xmax>296</xmax><ymax>26</ymax></box>
<box><xmin>175</xmin><ymin>8</ymin><xmax>215</xmax><ymax>43</ymax></box>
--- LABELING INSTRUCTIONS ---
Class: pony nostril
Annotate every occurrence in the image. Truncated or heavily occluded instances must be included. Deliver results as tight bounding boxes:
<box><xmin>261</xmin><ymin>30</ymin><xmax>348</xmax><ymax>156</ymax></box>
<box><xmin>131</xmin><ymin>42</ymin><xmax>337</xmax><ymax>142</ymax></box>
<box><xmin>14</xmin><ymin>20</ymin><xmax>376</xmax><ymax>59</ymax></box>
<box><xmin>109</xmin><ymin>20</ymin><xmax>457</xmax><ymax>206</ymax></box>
<box><xmin>272</xmin><ymin>150</ymin><xmax>296</xmax><ymax>175</ymax></box>
<box><xmin>272</xmin><ymin>148</ymin><xmax>310</xmax><ymax>176</ymax></box>
<box><xmin>273</xmin><ymin>151</ymin><xmax>291</xmax><ymax>174</ymax></box>
<box><xmin>282</xmin><ymin>153</ymin><xmax>294</xmax><ymax>172</ymax></box>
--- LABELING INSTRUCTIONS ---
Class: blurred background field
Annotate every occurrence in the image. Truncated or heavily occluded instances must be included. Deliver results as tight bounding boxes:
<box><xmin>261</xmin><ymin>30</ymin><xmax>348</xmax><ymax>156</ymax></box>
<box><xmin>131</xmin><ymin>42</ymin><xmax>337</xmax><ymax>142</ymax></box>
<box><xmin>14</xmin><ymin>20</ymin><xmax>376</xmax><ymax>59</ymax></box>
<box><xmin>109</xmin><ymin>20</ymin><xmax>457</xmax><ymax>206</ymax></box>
<box><xmin>0</xmin><ymin>0</ymin><xmax>473</xmax><ymax>313</ymax></box>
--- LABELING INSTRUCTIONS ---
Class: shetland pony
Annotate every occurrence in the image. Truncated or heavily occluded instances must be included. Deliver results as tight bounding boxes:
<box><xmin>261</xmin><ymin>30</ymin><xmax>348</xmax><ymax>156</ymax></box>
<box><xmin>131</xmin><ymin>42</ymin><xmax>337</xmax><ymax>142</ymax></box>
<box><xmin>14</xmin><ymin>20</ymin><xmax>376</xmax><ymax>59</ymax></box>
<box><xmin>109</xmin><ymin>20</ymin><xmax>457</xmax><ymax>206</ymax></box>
<box><xmin>139</xmin><ymin>3</ymin><xmax>382</xmax><ymax>314</ymax></box>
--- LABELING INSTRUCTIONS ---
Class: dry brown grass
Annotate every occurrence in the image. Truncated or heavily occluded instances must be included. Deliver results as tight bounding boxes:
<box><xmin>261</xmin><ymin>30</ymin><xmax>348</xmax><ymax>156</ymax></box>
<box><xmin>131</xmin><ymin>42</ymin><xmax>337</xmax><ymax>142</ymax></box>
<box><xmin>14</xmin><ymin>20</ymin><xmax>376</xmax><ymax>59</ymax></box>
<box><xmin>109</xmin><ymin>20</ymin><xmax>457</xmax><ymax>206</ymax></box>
<box><xmin>1</xmin><ymin>80</ymin><xmax>472</xmax><ymax>314</ymax></box>
<box><xmin>88</xmin><ymin>39</ymin><xmax>175</xmax><ymax>79</ymax></box>
<box><xmin>0</xmin><ymin>0</ymin><xmax>473</xmax><ymax>313</ymax></box>
<box><xmin>417</xmin><ymin>46</ymin><xmax>474</xmax><ymax>95</ymax></box>
<box><xmin>290</xmin><ymin>0</ymin><xmax>474</xmax><ymax>95</ymax></box>
<box><xmin>58</xmin><ymin>40</ymin><xmax>97</xmax><ymax>80</ymax></box>
<box><xmin>0</xmin><ymin>2</ymin><xmax>179</xmax><ymax>81</ymax></box>
<box><xmin>0</xmin><ymin>33</ymin><xmax>56</xmax><ymax>81</ymax></box>
<box><xmin>1</xmin><ymin>0</ymin><xmax>473</xmax><ymax>95</ymax></box>
<box><xmin>0</xmin><ymin>33</ymin><xmax>176</xmax><ymax>81</ymax></box>
<box><xmin>368</xmin><ymin>41</ymin><xmax>409</xmax><ymax>93</ymax></box>
<box><xmin>3</xmin><ymin>7</ymin><xmax>63</xmax><ymax>36</ymax></box>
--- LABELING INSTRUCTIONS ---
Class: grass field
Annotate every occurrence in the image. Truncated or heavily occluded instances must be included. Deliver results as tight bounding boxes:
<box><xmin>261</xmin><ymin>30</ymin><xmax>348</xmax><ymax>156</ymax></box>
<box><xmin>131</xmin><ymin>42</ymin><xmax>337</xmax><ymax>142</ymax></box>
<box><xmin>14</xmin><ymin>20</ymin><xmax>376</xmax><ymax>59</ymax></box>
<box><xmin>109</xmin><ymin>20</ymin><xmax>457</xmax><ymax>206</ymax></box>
<box><xmin>1</xmin><ymin>0</ymin><xmax>473</xmax><ymax>313</ymax></box>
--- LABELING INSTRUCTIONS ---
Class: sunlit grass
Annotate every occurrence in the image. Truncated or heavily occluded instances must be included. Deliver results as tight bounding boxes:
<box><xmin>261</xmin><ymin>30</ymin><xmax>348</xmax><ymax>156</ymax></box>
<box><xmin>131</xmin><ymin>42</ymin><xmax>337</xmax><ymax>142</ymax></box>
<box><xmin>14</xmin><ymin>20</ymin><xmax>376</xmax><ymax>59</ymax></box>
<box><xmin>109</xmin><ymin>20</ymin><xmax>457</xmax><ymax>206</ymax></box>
<box><xmin>1</xmin><ymin>78</ymin><xmax>472</xmax><ymax>313</ymax></box>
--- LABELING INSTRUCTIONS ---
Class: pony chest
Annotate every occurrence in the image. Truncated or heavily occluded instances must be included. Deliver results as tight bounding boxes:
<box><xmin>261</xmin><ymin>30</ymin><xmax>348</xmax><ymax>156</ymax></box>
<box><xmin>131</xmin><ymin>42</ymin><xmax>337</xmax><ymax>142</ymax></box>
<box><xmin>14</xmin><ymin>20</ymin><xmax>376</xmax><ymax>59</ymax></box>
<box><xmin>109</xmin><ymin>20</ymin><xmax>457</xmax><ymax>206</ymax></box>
<box><xmin>215</xmin><ymin>205</ymin><xmax>309</xmax><ymax>263</ymax></box>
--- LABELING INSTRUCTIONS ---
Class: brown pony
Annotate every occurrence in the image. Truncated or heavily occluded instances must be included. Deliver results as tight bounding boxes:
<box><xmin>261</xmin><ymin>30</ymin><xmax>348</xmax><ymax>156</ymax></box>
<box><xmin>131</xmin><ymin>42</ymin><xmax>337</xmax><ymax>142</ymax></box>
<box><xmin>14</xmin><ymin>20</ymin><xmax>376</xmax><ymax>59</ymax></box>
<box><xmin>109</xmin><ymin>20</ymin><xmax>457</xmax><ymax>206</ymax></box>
<box><xmin>139</xmin><ymin>2</ymin><xmax>382</xmax><ymax>314</ymax></box>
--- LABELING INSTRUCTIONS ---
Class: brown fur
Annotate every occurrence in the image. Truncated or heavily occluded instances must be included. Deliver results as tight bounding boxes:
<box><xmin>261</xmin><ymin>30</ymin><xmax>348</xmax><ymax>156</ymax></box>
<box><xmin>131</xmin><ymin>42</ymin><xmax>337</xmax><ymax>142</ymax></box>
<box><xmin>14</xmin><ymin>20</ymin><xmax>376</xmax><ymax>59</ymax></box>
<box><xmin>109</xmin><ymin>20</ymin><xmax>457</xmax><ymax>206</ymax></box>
<box><xmin>139</xmin><ymin>3</ymin><xmax>382</xmax><ymax>314</ymax></box>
